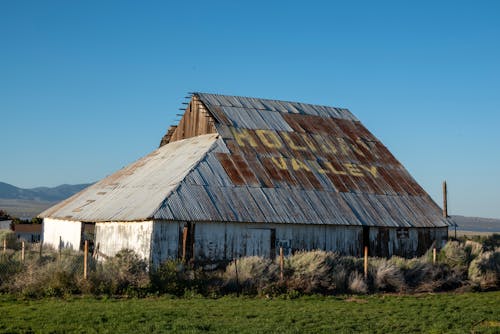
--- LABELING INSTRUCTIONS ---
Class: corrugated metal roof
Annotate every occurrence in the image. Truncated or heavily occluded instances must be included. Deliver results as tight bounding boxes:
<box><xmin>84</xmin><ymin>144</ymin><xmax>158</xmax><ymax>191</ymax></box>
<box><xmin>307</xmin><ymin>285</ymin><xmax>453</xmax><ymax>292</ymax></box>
<box><xmin>39</xmin><ymin>134</ymin><xmax>219</xmax><ymax>222</ymax></box>
<box><xmin>196</xmin><ymin>93</ymin><xmax>358</xmax><ymax>121</ymax></box>
<box><xmin>42</xmin><ymin>93</ymin><xmax>451</xmax><ymax>228</ymax></box>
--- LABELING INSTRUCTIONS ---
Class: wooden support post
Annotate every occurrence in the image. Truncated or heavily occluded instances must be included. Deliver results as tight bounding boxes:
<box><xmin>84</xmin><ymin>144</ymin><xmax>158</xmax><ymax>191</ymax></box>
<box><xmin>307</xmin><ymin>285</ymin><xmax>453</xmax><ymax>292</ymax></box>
<box><xmin>364</xmin><ymin>246</ymin><xmax>368</xmax><ymax>279</ymax></box>
<box><xmin>433</xmin><ymin>247</ymin><xmax>437</xmax><ymax>264</ymax></box>
<box><xmin>182</xmin><ymin>227</ymin><xmax>188</xmax><ymax>262</ymax></box>
<box><xmin>21</xmin><ymin>241</ymin><xmax>25</xmax><ymax>262</ymax></box>
<box><xmin>84</xmin><ymin>240</ymin><xmax>88</xmax><ymax>280</ymax></box>
<box><xmin>234</xmin><ymin>258</ymin><xmax>240</xmax><ymax>297</ymax></box>
<box><xmin>2</xmin><ymin>238</ymin><xmax>6</xmax><ymax>253</ymax></box>
<box><xmin>442</xmin><ymin>181</ymin><xmax>448</xmax><ymax>218</ymax></box>
<box><xmin>279</xmin><ymin>246</ymin><xmax>284</xmax><ymax>281</ymax></box>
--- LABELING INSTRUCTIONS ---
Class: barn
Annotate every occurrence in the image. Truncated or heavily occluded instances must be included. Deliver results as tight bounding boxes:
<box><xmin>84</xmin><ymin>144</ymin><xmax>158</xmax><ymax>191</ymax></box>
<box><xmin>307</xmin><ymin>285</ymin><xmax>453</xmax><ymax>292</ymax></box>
<box><xmin>40</xmin><ymin>93</ymin><xmax>451</xmax><ymax>266</ymax></box>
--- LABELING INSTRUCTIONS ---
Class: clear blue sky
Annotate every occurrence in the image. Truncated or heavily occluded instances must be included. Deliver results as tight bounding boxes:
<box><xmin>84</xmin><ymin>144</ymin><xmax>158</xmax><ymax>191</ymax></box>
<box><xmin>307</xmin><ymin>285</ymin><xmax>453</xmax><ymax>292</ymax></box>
<box><xmin>1</xmin><ymin>1</ymin><xmax>499</xmax><ymax>218</ymax></box>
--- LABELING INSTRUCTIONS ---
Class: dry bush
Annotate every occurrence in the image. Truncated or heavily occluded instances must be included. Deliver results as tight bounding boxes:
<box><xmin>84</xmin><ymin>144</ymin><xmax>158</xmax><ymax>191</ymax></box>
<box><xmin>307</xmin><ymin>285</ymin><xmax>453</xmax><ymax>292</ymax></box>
<box><xmin>348</xmin><ymin>271</ymin><xmax>368</xmax><ymax>294</ymax></box>
<box><xmin>468</xmin><ymin>249</ymin><xmax>500</xmax><ymax>290</ymax></box>
<box><xmin>0</xmin><ymin>250</ymin><xmax>23</xmax><ymax>288</ymax></box>
<box><xmin>415</xmin><ymin>263</ymin><xmax>466</xmax><ymax>292</ymax></box>
<box><xmin>370</xmin><ymin>258</ymin><xmax>406</xmax><ymax>292</ymax></box>
<box><xmin>5</xmin><ymin>252</ymin><xmax>83</xmax><ymax>297</ymax></box>
<box><xmin>464</xmin><ymin>240</ymin><xmax>483</xmax><ymax>258</ymax></box>
<box><xmin>440</xmin><ymin>241</ymin><xmax>475</xmax><ymax>267</ymax></box>
<box><xmin>285</xmin><ymin>250</ymin><xmax>336</xmax><ymax>294</ymax></box>
<box><xmin>0</xmin><ymin>230</ymin><xmax>20</xmax><ymax>250</ymax></box>
<box><xmin>223</xmin><ymin>256</ymin><xmax>278</xmax><ymax>294</ymax></box>
<box><xmin>88</xmin><ymin>249</ymin><xmax>149</xmax><ymax>295</ymax></box>
<box><xmin>285</xmin><ymin>251</ymin><xmax>362</xmax><ymax>294</ymax></box>
<box><xmin>400</xmin><ymin>258</ymin><xmax>434</xmax><ymax>289</ymax></box>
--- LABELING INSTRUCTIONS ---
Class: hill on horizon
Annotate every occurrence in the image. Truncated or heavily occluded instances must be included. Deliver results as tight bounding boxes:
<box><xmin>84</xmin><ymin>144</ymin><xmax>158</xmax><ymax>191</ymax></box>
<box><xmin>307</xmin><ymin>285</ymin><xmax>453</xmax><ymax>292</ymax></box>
<box><xmin>0</xmin><ymin>182</ymin><xmax>92</xmax><ymax>218</ymax></box>
<box><xmin>0</xmin><ymin>181</ymin><xmax>92</xmax><ymax>202</ymax></box>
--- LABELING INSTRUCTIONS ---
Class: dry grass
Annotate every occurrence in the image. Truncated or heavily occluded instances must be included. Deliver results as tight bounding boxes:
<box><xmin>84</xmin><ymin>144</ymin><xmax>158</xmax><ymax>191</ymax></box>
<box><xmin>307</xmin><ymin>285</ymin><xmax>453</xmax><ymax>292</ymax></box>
<box><xmin>468</xmin><ymin>249</ymin><xmax>500</xmax><ymax>290</ymax></box>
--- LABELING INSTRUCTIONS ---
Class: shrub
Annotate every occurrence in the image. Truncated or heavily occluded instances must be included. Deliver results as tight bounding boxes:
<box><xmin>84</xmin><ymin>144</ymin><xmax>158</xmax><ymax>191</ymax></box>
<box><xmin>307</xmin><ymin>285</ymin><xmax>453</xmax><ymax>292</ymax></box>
<box><xmin>285</xmin><ymin>250</ymin><xmax>336</xmax><ymax>294</ymax></box>
<box><xmin>0</xmin><ymin>230</ymin><xmax>20</xmax><ymax>250</ymax></box>
<box><xmin>92</xmin><ymin>249</ymin><xmax>149</xmax><ymax>295</ymax></box>
<box><xmin>5</xmin><ymin>252</ymin><xmax>83</xmax><ymax>297</ymax></box>
<box><xmin>370</xmin><ymin>259</ymin><xmax>406</xmax><ymax>292</ymax></box>
<box><xmin>468</xmin><ymin>250</ymin><xmax>500</xmax><ymax>290</ymax></box>
<box><xmin>348</xmin><ymin>271</ymin><xmax>368</xmax><ymax>294</ymax></box>
<box><xmin>284</xmin><ymin>251</ymin><xmax>363</xmax><ymax>294</ymax></box>
<box><xmin>0</xmin><ymin>250</ymin><xmax>23</xmax><ymax>287</ymax></box>
<box><xmin>149</xmin><ymin>259</ymin><xmax>208</xmax><ymax>296</ymax></box>
<box><xmin>223</xmin><ymin>256</ymin><xmax>278</xmax><ymax>295</ymax></box>
<box><xmin>440</xmin><ymin>241</ymin><xmax>473</xmax><ymax>267</ymax></box>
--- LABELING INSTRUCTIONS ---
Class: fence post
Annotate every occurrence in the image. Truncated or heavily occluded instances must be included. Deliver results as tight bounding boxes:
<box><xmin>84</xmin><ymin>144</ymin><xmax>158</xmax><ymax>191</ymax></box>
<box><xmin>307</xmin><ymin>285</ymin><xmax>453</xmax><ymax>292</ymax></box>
<box><xmin>21</xmin><ymin>241</ymin><xmax>25</xmax><ymax>262</ymax></box>
<box><xmin>59</xmin><ymin>236</ymin><xmax>62</xmax><ymax>260</ymax></box>
<box><xmin>2</xmin><ymin>238</ymin><xmax>5</xmax><ymax>254</ymax></box>
<box><xmin>433</xmin><ymin>247</ymin><xmax>437</xmax><ymax>264</ymax></box>
<box><xmin>84</xmin><ymin>240</ymin><xmax>88</xmax><ymax>280</ymax></box>
<box><xmin>39</xmin><ymin>241</ymin><xmax>43</xmax><ymax>260</ymax></box>
<box><xmin>279</xmin><ymin>246</ymin><xmax>284</xmax><ymax>281</ymax></box>
<box><xmin>234</xmin><ymin>257</ymin><xmax>240</xmax><ymax>297</ymax></box>
<box><xmin>364</xmin><ymin>246</ymin><xmax>368</xmax><ymax>279</ymax></box>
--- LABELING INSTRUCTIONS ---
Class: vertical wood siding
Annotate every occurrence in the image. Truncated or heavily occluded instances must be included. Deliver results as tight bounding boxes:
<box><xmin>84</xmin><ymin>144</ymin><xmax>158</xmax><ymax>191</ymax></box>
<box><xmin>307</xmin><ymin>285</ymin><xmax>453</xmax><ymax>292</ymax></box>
<box><xmin>42</xmin><ymin>218</ymin><xmax>83</xmax><ymax>251</ymax></box>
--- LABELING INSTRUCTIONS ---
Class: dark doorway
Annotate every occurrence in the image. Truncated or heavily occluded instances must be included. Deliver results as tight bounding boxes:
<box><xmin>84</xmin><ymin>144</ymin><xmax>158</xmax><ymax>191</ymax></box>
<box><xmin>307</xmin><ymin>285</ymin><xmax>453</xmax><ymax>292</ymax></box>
<box><xmin>81</xmin><ymin>222</ymin><xmax>95</xmax><ymax>253</ymax></box>
<box><xmin>179</xmin><ymin>222</ymin><xmax>195</xmax><ymax>262</ymax></box>
<box><xmin>362</xmin><ymin>226</ymin><xmax>370</xmax><ymax>256</ymax></box>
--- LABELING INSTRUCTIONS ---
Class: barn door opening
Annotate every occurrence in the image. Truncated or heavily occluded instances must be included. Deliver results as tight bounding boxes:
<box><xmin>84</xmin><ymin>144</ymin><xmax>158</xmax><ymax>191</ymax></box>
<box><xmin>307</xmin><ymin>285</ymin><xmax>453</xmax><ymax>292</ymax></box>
<box><xmin>362</xmin><ymin>226</ymin><xmax>370</xmax><ymax>256</ymax></box>
<box><xmin>81</xmin><ymin>222</ymin><xmax>95</xmax><ymax>253</ymax></box>
<box><xmin>180</xmin><ymin>222</ymin><xmax>195</xmax><ymax>262</ymax></box>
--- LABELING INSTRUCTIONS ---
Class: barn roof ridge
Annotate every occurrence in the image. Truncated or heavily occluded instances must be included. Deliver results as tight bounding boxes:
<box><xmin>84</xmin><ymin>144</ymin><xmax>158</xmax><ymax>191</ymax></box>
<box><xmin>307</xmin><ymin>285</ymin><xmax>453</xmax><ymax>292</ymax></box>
<box><xmin>193</xmin><ymin>92</ymin><xmax>349</xmax><ymax>111</ymax></box>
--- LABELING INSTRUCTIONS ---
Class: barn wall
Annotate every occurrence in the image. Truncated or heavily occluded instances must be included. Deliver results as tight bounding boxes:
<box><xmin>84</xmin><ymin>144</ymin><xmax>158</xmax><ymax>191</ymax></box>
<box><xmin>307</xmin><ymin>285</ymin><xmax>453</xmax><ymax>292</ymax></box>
<box><xmin>42</xmin><ymin>218</ymin><xmax>82</xmax><ymax>251</ymax></box>
<box><xmin>150</xmin><ymin>221</ymin><xmax>182</xmax><ymax>267</ymax></box>
<box><xmin>191</xmin><ymin>222</ymin><xmax>364</xmax><ymax>262</ymax></box>
<box><xmin>369</xmin><ymin>226</ymin><xmax>448</xmax><ymax>258</ymax></box>
<box><xmin>95</xmin><ymin>221</ymin><xmax>153</xmax><ymax>261</ymax></box>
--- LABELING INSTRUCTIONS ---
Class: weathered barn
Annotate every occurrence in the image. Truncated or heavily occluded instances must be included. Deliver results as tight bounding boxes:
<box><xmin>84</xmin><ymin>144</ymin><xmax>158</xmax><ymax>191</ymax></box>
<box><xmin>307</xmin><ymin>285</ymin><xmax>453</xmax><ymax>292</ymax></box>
<box><xmin>40</xmin><ymin>93</ymin><xmax>451</xmax><ymax>265</ymax></box>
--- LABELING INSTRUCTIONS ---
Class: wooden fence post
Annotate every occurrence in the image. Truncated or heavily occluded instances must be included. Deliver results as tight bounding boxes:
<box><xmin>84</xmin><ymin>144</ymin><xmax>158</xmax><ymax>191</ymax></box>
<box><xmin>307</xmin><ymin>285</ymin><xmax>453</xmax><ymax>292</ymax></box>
<box><xmin>84</xmin><ymin>240</ymin><xmax>88</xmax><ymax>280</ymax></box>
<box><xmin>279</xmin><ymin>246</ymin><xmax>284</xmax><ymax>281</ymax></box>
<box><xmin>433</xmin><ymin>247</ymin><xmax>437</xmax><ymax>264</ymax></box>
<box><xmin>59</xmin><ymin>236</ymin><xmax>62</xmax><ymax>260</ymax></box>
<box><xmin>364</xmin><ymin>246</ymin><xmax>368</xmax><ymax>279</ymax></box>
<box><xmin>21</xmin><ymin>241</ymin><xmax>25</xmax><ymax>262</ymax></box>
<box><xmin>234</xmin><ymin>257</ymin><xmax>240</xmax><ymax>297</ymax></box>
<box><xmin>2</xmin><ymin>238</ymin><xmax>6</xmax><ymax>254</ymax></box>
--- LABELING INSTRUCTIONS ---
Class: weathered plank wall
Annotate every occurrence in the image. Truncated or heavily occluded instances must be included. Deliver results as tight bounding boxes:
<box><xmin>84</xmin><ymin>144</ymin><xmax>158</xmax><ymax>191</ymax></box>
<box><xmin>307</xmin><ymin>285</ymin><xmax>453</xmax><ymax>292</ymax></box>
<box><xmin>151</xmin><ymin>222</ymin><xmax>364</xmax><ymax>263</ymax></box>
<box><xmin>150</xmin><ymin>221</ymin><xmax>182</xmax><ymax>266</ymax></box>
<box><xmin>167</xmin><ymin>96</ymin><xmax>217</xmax><ymax>143</ymax></box>
<box><xmin>42</xmin><ymin>218</ymin><xmax>83</xmax><ymax>251</ymax></box>
<box><xmin>369</xmin><ymin>226</ymin><xmax>448</xmax><ymax>258</ymax></box>
<box><xmin>95</xmin><ymin>221</ymin><xmax>154</xmax><ymax>261</ymax></box>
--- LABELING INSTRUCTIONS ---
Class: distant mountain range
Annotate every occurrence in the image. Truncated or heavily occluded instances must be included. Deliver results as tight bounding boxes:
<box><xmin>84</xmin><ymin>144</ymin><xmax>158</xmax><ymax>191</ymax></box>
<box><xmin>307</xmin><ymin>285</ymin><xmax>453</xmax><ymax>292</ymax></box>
<box><xmin>0</xmin><ymin>182</ymin><xmax>91</xmax><ymax>202</ymax></box>
<box><xmin>0</xmin><ymin>182</ymin><xmax>92</xmax><ymax>218</ymax></box>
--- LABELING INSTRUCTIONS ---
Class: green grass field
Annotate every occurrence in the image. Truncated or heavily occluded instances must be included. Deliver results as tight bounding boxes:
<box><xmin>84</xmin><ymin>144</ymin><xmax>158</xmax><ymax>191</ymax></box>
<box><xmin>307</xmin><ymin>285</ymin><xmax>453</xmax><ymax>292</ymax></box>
<box><xmin>0</xmin><ymin>292</ymin><xmax>499</xmax><ymax>333</ymax></box>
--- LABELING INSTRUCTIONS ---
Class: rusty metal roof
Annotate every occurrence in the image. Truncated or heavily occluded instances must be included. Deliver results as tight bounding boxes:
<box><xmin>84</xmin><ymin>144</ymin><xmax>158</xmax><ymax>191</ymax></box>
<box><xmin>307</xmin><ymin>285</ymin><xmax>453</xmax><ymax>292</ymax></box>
<box><xmin>42</xmin><ymin>93</ymin><xmax>451</xmax><ymax>227</ymax></box>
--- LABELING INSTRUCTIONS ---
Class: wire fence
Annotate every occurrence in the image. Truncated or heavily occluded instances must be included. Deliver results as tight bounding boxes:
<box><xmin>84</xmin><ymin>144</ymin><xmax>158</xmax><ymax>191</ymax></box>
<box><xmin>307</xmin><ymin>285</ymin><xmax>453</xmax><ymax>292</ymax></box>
<box><xmin>0</xmin><ymin>238</ymin><xmax>94</xmax><ymax>282</ymax></box>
